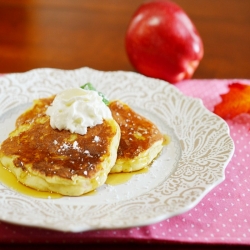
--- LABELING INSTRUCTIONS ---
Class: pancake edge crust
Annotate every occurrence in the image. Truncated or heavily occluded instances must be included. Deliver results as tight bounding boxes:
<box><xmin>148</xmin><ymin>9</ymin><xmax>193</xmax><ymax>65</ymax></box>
<box><xmin>110</xmin><ymin>139</ymin><xmax>163</xmax><ymax>173</ymax></box>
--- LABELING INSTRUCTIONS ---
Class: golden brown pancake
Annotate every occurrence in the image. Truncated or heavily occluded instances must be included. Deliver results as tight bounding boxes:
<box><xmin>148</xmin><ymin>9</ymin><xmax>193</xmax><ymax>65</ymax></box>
<box><xmin>109</xmin><ymin>100</ymin><xmax>164</xmax><ymax>173</ymax></box>
<box><xmin>0</xmin><ymin>97</ymin><xmax>120</xmax><ymax>196</ymax></box>
<box><xmin>0</xmin><ymin>93</ymin><xmax>164</xmax><ymax>196</ymax></box>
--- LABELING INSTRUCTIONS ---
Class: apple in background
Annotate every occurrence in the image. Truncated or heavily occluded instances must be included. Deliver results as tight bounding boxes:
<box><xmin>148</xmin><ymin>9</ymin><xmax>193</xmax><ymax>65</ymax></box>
<box><xmin>125</xmin><ymin>0</ymin><xmax>204</xmax><ymax>84</ymax></box>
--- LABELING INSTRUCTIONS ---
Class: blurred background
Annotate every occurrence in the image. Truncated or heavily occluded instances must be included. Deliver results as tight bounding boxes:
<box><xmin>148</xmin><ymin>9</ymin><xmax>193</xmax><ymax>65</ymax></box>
<box><xmin>0</xmin><ymin>0</ymin><xmax>249</xmax><ymax>79</ymax></box>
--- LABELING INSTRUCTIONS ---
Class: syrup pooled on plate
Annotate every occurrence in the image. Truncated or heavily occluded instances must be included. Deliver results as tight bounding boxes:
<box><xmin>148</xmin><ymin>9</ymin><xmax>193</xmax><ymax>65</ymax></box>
<box><xmin>105</xmin><ymin>167</ymin><xmax>148</xmax><ymax>185</ymax></box>
<box><xmin>0</xmin><ymin>162</ymin><xmax>149</xmax><ymax>199</ymax></box>
<box><xmin>0</xmin><ymin>162</ymin><xmax>62</xmax><ymax>199</ymax></box>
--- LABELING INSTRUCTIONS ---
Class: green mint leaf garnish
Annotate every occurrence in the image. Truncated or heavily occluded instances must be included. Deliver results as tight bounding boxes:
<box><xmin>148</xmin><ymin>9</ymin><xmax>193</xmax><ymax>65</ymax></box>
<box><xmin>81</xmin><ymin>83</ymin><xmax>109</xmax><ymax>105</ymax></box>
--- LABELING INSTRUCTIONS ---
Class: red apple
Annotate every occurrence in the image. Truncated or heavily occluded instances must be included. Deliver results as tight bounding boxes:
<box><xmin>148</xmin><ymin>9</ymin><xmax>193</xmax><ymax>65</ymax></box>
<box><xmin>125</xmin><ymin>0</ymin><xmax>204</xmax><ymax>83</ymax></box>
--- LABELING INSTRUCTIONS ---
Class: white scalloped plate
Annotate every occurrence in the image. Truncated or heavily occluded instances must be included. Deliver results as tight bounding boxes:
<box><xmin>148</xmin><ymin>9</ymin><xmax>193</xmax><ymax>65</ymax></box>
<box><xmin>0</xmin><ymin>68</ymin><xmax>234</xmax><ymax>232</ymax></box>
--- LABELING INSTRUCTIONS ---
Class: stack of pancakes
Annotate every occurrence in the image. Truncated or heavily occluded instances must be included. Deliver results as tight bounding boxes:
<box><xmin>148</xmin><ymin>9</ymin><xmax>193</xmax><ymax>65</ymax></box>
<box><xmin>0</xmin><ymin>94</ymin><xmax>164</xmax><ymax>196</ymax></box>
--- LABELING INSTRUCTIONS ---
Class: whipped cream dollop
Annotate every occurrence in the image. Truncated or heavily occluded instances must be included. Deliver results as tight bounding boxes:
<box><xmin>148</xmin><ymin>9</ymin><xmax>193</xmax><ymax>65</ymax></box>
<box><xmin>46</xmin><ymin>88</ymin><xmax>112</xmax><ymax>135</ymax></box>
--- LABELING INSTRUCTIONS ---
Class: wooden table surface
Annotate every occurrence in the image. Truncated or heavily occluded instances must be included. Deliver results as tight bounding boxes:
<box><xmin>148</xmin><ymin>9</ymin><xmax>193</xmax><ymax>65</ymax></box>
<box><xmin>0</xmin><ymin>0</ymin><xmax>249</xmax><ymax>80</ymax></box>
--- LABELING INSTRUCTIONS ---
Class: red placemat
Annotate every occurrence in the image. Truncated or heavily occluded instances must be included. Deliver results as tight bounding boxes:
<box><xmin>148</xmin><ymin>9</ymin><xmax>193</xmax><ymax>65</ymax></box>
<box><xmin>0</xmin><ymin>78</ymin><xmax>250</xmax><ymax>245</ymax></box>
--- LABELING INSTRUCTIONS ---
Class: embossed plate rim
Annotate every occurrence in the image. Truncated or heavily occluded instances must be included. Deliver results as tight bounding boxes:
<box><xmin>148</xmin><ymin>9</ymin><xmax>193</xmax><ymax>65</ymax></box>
<box><xmin>0</xmin><ymin>67</ymin><xmax>234</xmax><ymax>232</ymax></box>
